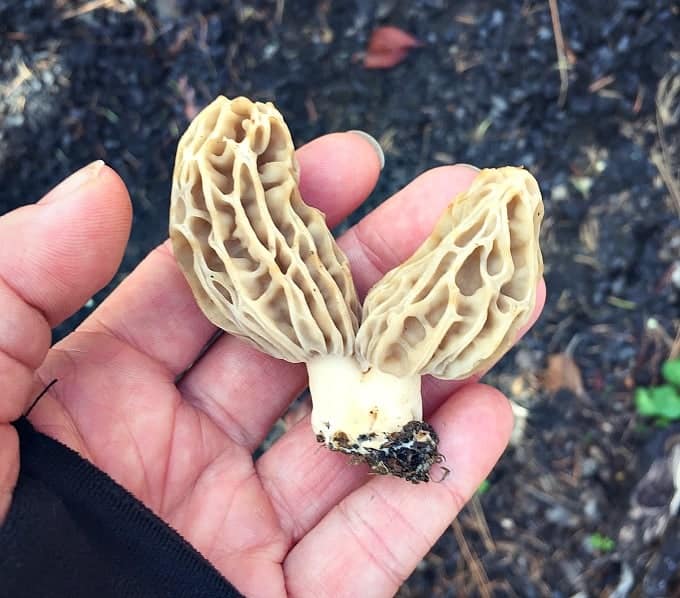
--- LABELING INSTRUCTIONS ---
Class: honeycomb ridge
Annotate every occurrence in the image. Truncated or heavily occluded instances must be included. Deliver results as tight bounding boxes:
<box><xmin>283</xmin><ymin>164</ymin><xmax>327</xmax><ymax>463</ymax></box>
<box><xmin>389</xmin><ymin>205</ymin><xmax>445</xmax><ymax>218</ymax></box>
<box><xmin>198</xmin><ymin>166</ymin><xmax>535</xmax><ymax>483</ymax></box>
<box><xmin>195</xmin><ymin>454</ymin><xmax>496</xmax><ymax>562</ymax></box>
<box><xmin>170</xmin><ymin>96</ymin><xmax>360</xmax><ymax>362</ymax></box>
<box><xmin>355</xmin><ymin>167</ymin><xmax>544</xmax><ymax>379</ymax></box>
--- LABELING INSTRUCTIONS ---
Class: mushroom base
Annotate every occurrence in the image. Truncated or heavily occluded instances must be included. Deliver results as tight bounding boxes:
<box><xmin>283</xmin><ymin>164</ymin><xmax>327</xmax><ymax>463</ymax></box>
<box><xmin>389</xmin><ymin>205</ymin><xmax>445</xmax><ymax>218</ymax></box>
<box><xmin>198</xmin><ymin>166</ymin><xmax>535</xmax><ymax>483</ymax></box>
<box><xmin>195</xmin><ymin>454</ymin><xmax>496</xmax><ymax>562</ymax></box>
<box><xmin>307</xmin><ymin>355</ymin><xmax>442</xmax><ymax>483</ymax></box>
<box><xmin>323</xmin><ymin>420</ymin><xmax>442</xmax><ymax>483</ymax></box>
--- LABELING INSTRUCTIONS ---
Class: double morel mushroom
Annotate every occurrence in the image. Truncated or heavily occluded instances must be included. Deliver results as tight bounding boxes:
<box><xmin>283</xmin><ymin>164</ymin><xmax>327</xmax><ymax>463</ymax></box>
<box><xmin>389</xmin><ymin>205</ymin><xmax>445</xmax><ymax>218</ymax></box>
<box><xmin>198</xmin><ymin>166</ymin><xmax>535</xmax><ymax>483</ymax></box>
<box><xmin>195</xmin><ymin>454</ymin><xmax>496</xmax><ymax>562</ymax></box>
<box><xmin>169</xmin><ymin>96</ymin><xmax>544</xmax><ymax>483</ymax></box>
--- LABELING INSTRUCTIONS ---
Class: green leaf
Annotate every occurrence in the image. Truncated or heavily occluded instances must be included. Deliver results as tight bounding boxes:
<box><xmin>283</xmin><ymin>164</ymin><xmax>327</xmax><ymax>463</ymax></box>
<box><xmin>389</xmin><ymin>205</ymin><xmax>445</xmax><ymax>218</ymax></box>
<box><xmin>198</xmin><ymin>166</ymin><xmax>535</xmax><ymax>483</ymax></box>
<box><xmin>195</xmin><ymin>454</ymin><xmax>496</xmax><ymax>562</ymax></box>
<box><xmin>589</xmin><ymin>533</ymin><xmax>615</xmax><ymax>553</ymax></box>
<box><xmin>635</xmin><ymin>385</ymin><xmax>680</xmax><ymax>420</ymax></box>
<box><xmin>477</xmin><ymin>480</ymin><xmax>491</xmax><ymax>495</ymax></box>
<box><xmin>662</xmin><ymin>358</ymin><xmax>680</xmax><ymax>388</ymax></box>
<box><xmin>635</xmin><ymin>388</ymin><xmax>655</xmax><ymax>415</ymax></box>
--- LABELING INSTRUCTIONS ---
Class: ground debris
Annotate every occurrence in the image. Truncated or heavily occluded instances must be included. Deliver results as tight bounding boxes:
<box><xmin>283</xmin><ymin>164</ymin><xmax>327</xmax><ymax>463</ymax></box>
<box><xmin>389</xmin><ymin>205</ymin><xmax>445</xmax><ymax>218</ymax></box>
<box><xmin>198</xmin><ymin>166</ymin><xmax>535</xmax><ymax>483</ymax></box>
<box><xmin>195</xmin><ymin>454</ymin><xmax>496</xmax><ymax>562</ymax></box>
<box><xmin>543</xmin><ymin>353</ymin><xmax>586</xmax><ymax>398</ymax></box>
<box><xmin>362</xmin><ymin>26</ymin><xmax>422</xmax><ymax>69</ymax></box>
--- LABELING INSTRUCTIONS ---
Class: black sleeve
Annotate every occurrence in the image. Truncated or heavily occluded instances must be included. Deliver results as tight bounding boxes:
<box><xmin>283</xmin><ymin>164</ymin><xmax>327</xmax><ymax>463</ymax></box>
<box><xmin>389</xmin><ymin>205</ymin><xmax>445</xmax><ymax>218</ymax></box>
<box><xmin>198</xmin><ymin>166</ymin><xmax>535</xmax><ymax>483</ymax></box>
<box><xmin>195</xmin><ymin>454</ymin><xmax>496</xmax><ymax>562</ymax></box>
<box><xmin>0</xmin><ymin>417</ymin><xmax>243</xmax><ymax>598</ymax></box>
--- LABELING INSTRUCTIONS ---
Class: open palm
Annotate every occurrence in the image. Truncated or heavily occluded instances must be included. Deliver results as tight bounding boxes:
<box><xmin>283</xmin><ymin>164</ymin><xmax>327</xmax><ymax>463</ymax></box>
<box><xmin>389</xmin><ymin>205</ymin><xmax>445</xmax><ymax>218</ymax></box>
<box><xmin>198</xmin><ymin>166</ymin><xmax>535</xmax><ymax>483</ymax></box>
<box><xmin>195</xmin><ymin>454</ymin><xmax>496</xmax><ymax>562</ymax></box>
<box><xmin>0</xmin><ymin>134</ymin><xmax>544</xmax><ymax>597</ymax></box>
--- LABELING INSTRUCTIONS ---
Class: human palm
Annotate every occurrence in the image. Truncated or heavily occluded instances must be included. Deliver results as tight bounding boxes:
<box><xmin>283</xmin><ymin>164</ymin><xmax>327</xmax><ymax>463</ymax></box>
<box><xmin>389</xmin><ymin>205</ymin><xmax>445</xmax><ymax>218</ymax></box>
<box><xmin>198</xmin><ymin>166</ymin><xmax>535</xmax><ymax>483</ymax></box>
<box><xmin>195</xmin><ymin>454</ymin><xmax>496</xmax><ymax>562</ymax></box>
<box><xmin>0</xmin><ymin>134</ymin><xmax>544</xmax><ymax>597</ymax></box>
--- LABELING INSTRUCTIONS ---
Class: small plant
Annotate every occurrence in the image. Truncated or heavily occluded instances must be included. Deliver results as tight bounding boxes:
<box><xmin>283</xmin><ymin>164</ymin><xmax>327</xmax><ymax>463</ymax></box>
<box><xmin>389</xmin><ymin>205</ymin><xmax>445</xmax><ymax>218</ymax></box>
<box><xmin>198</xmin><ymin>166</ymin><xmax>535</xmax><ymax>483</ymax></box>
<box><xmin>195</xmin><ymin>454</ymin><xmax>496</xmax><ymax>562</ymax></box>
<box><xmin>634</xmin><ymin>358</ymin><xmax>680</xmax><ymax>421</ymax></box>
<box><xmin>477</xmin><ymin>479</ymin><xmax>491</xmax><ymax>495</ymax></box>
<box><xmin>589</xmin><ymin>532</ymin><xmax>615</xmax><ymax>553</ymax></box>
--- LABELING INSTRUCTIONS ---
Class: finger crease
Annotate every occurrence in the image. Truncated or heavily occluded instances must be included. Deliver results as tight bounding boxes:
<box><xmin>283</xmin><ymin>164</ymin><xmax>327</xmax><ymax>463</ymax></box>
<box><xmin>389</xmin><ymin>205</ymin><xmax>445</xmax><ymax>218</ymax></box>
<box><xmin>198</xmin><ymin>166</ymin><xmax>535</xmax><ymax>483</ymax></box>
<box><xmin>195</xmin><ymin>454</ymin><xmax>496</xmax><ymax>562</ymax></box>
<box><xmin>182</xmin><ymin>386</ymin><xmax>254</xmax><ymax>449</ymax></box>
<box><xmin>162</xmin><ymin>411</ymin><xmax>226</xmax><ymax>521</ymax></box>
<box><xmin>258</xmin><ymin>472</ymin><xmax>301</xmax><ymax>549</ymax></box>
<box><xmin>159</xmin><ymin>394</ymin><xmax>181</xmax><ymax>517</ymax></box>
<box><xmin>0</xmin><ymin>277</ymin><xmax>50</xmax><ymax>369</ymax></box>
<box><xmin>32</xmin><ymin>367</ymin><xmax>93</xmax><ymax>461</ymax></box>
<box><xmin>0</xmin><ymin>346</ymin><xmax>35</xmax><ymax>384</ymax></box>
<box><xmin>443</xmin><ymin>480</ymin><xmax>469</xmax><ymax>516</ymax></box>
<box><xmin>124</xmin><ymin>418</ymin><xmax>154</xmax><ymax>508</ymax></box>
<box><xmin>336</xmin><ymin>498</ymin><xmax>409</xmax><ymax>589</ymax></box>
<box><xmin>0</xmin><ymin>269</ymin><xmax>61</xmax><ymax>330</ymax></box>
<box><xmin>349</xmin><ymin>225</ymin><xmax>391</xmax><ymax>279</ymax></box>
<box><xmin>356</xmin><ymin>218</ymin><xmax>402</xmax><ymax>273</ymax></box>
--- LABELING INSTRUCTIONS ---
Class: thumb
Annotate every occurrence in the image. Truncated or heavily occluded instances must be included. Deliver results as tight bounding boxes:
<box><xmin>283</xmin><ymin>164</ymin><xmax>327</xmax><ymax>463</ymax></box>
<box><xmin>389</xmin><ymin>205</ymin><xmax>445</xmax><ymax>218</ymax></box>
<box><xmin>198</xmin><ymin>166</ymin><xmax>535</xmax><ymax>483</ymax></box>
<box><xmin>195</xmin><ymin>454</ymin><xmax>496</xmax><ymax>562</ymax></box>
<box><xmin>0</xmin><ymin>161</ymin><xmax>131</xmax><ymax>422</ymax></box>
<box><xmin>2</xmin><ymin>161</ymin><xmax>133</xmax><ymax>327</ymax></box>
<box><xmin>0</xmin><ymin>160</ymin><xmax>132</xmax><ymax>419</ymax></box>
<box><xmin>0</xmin><ymin>161</ymin><xmax>132</xmax><ymax>521</ymax></box>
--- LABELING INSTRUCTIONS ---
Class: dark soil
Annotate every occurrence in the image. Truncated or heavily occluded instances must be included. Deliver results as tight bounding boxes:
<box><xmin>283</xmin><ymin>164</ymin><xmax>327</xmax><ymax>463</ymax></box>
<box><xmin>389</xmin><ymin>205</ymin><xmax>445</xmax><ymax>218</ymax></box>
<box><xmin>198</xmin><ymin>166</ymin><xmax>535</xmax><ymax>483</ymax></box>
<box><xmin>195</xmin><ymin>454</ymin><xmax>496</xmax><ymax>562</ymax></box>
<box><xmin>2</xmin><ymin>1</ymin><xmax>679</xmax><ymax>596</ymax></box>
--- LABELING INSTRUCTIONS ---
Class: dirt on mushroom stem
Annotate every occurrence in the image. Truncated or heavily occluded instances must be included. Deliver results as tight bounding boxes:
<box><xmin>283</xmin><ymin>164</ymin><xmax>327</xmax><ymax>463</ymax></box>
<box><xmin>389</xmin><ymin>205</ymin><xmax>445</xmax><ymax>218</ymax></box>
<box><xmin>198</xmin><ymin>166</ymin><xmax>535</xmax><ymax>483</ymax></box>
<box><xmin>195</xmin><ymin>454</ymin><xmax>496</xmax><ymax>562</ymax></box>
<box><xmin>317</xmin><ymin>418</ymin><xmax>442</xmax><ymax>483</ymax></box>
<box><xmin>349</xmin><ymin>421</ymin><xmax>443</xmax><ymax>483</ymax></box>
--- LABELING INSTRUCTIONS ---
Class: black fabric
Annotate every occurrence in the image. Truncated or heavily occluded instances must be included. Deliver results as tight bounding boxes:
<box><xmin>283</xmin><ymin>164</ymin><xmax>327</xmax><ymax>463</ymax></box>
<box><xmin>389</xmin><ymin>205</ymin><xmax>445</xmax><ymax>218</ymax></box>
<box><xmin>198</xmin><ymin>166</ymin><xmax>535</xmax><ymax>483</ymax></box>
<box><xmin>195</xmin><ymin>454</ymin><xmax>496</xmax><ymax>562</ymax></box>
<box><xmin>0</xmin><ymin>417</ymin><xmax>242</xmax><ymax>598</ymax></box>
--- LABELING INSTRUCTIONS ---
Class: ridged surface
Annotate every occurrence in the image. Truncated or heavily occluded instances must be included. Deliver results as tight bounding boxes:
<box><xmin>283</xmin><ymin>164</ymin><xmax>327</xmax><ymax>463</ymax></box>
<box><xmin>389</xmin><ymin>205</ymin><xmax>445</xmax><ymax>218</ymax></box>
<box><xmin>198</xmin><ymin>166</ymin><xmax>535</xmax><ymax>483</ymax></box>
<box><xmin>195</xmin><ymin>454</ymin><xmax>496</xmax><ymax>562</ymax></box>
<box><xmin>355</xmin><ymin>167</ymin><xmax>544</xmax><ymax>379</ymax></box>
<box><xmin>169</xmin><ymin>96</ymin><xmax>360</xmax><ymax>362</ymax></box>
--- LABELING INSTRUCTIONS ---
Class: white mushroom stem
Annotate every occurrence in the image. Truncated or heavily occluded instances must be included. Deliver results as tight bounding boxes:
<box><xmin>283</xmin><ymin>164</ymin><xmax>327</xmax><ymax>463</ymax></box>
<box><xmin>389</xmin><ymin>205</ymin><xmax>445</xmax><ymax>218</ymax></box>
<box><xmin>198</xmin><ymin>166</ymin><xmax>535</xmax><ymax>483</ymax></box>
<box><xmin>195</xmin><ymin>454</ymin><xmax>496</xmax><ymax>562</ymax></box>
<box><xmin>307</xmin><ymin>355</ymin><xmax>441</xmax><ymax>482</ymax></box>
<box><xmin>308</xmin><ymin>354</ymin><xmax>421</xmax><ymax>446</ymax></box>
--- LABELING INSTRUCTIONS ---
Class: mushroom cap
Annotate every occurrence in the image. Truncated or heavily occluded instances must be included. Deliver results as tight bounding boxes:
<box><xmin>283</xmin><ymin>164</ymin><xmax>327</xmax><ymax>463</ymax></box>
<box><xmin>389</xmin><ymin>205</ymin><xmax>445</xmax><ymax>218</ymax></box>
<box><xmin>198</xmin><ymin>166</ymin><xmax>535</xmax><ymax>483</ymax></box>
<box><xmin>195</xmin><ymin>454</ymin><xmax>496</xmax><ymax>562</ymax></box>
<box><xmin>355</xmin><ymin>167</ymin><xmax>544</xmax><ymax>379</ymax></box>
<box><xmin>169</xmin><ymin>96</ymin><xmax>360</xmax><ymax>362</ymax></box>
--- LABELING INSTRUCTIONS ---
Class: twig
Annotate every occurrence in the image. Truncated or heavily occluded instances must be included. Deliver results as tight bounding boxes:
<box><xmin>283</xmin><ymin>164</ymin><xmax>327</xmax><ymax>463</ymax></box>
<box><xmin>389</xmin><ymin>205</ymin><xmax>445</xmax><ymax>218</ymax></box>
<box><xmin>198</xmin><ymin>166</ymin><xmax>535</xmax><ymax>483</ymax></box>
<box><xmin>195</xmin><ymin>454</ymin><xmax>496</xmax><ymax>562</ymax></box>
<box><xmin>452</xmin><ymin>520</ymin><xmax>492</xmax><ymax>598</ymax></box>
<box><xmin>633</xmin><ymin>85</ymin><xmax>645</xmax><ymax>114</ymax></box>
<box><xmin>652</xmin><ymin>74</ymin><xmax>680</xmax><ymax>360</ymax></box>
<box><xmin>588</xmin><ymin>74</ymin><xmax>615</xmax><ymax>94</ymax></box>
<box><xmin>4</xmin><ymin>60</ymin><xmax>32</xmax><ymax>96</ymax></box>
<box><xmin>304</xmin><ymin>95</ymin><xmax>318</xmax><ymax>123</ymax></box>
<box><xmin>418</xmin><ymin>123</ymin><xmax>432</xmax><ymax>175</ymax></box>
<box><xmin>469</xmin><ymin>496</ymin><xmax>496</xmax><ymax>552</ymax></box>
<box><xmin>548</xmin><ymin>0</ymin><xmax>569</xmax><ymax>108</ymax></box>
<box><xmin>455</xmin><ymin>14</ymin><xmax>477</xmax><ymax>25</ymax></box>
<box><xmin>61</xmin><ymin>0</ymin><xmax>133</xmax><ymax>20</ymax></box>
<box><xmin>134</xmin><ymin>5</ymin><xmax>157</xmax><ymax>44</ymax></box>
<box><xmin>275</xmin><ymin>0</ymin><xmax>285</xmax><ymax>24</ymax></box>
<box><xmin>652</xmin><ymin>73</ymin><xmax>680</xmax><ymax>217</ymax></box>
<box><xmin>671</xmin><ymin>327</ymin><xmax>680</xmax><ymax>361</ymax></box>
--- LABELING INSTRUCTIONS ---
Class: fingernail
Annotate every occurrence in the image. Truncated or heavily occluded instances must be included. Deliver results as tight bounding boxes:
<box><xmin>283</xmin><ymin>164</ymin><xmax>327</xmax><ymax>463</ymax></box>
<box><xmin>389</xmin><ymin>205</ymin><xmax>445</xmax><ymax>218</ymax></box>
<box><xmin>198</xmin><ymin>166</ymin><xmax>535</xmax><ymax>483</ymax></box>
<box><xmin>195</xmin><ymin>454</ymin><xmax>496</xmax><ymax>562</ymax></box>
<box><xmin>457</xmin><ymin>163</ymin><xmax>481</xmax><ymax>172</ymax></box>
<box><xmin>44</xmin><ymin>160</ymin><xmax>106</xmax><ymax>202</ymax></box>
<box><xmin>347</xmin><ymin>130</ymin><xmax>385</xmax><ymax>170</ymax></box>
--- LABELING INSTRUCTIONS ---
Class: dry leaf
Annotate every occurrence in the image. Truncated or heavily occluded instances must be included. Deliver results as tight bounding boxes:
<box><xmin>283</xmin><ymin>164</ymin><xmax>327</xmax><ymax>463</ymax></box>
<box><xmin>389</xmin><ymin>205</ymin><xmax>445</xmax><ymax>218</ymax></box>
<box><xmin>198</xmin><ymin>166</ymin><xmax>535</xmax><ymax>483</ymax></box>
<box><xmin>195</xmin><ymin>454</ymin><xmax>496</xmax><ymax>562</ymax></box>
<box><xmin>364</xmin><ymin>26</ymin><xmax>422</xmax><ymax>69</ymax></box>
<box><xmin>544</xmin><ymin>353</ymin><xmax>585</xmax><ymax>397</ymax></box>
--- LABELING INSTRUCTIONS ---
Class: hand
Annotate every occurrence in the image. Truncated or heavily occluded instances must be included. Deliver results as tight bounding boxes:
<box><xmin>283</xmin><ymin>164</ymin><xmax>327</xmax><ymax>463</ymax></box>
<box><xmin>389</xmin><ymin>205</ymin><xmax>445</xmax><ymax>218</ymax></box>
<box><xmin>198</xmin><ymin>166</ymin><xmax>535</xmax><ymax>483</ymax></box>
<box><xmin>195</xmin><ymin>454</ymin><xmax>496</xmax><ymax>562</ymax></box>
<box><xmin>0</xmin><ymin>134</ymin><xmax>545</xmax><ymax>597</ymax></box>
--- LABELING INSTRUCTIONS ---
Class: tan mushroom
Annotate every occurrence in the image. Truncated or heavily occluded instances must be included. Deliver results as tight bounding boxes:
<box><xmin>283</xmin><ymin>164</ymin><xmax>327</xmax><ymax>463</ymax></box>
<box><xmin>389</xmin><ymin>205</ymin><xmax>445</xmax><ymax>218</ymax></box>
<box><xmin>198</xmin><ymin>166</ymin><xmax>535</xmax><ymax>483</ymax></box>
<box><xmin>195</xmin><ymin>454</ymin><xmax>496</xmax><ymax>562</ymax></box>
<box><xmin>169</xmin><ymin>95</ymin><xmax>544</xmax><ymax>483</ymax></box>
<box><xmin>169</xmin><ymin>96</ymin><xmax>360</xmax><ymax>363</ymax></box>
<box><xmin>355</xmin><ymin>166</ymin><xmax>544</xmax><ymax>380</ymax></box>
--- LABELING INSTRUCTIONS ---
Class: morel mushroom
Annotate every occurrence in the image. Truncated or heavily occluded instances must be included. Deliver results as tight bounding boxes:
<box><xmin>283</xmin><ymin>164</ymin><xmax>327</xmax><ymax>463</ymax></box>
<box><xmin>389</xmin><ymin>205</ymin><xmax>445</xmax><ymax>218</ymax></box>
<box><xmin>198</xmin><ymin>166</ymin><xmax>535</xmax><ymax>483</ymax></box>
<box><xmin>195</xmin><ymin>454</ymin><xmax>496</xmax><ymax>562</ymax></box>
<box><xmin>169</xmin><ymin>95</ymin><xmax>544</xmax><ymax>483</ymax></box>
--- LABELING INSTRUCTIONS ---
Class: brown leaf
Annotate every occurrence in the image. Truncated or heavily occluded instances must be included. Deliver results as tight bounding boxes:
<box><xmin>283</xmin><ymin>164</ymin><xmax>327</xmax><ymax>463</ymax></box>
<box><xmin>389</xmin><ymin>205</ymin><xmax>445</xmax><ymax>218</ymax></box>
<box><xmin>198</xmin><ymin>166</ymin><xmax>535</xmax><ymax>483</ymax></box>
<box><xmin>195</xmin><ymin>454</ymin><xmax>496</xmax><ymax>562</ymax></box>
<box><xmin>364</xmin><ymin>26</ymin><xmax>422</xmax><ymax>69</ymax></box>
<box><xmin>543</xmin><ymin>353</ymin><xmax>585</xmax><ymax>397</ymax></box>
